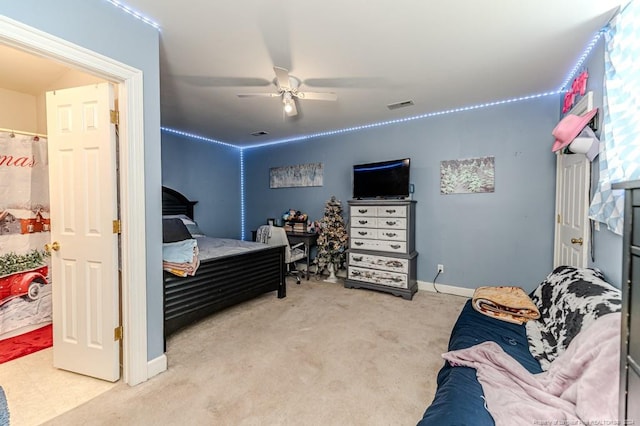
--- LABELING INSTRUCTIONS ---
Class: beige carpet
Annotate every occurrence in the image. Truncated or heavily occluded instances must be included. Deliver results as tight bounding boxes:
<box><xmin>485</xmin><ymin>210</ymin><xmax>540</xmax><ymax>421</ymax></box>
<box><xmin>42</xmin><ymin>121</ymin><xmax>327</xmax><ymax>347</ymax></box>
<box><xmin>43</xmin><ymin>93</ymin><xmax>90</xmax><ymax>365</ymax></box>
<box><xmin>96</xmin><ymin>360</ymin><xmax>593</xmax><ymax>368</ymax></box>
<box><xmin>45</xmin><ymin>278</ymin><xmax>468</xmax><ymax>426</ymax></box>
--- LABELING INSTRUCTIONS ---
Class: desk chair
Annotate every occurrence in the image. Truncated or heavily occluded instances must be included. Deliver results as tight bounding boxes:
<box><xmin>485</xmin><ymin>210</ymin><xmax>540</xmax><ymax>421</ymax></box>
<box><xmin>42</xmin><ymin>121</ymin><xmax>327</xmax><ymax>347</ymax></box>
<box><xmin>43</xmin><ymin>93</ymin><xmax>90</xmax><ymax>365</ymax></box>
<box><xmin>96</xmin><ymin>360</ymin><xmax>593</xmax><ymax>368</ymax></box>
<box><xmin>257</xmin><ymin>225</ymin><xmax>307</xmax><ymax>284</ymax></box>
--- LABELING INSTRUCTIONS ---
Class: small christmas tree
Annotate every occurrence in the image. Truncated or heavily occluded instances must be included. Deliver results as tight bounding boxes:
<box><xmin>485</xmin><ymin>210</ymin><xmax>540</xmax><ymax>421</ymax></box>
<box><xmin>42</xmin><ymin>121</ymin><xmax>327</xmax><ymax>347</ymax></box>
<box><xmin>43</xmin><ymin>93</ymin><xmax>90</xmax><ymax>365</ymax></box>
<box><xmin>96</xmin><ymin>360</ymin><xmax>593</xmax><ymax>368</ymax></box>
<box><xmin>314</xmin><ymin>196</ymin><xmax>349</xmax><ymax>276</ymax></box>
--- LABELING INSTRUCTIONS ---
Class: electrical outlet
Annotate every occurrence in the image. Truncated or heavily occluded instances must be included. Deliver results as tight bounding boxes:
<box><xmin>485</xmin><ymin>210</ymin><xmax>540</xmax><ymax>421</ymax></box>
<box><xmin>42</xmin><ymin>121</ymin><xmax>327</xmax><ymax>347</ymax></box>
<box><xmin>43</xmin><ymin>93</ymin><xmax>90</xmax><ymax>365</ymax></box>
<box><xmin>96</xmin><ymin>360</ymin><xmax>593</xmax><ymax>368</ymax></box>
<box><xmin>437</xmin><ymin>264</ymin><xmax>444</xmax><ymax>274</ymax></box>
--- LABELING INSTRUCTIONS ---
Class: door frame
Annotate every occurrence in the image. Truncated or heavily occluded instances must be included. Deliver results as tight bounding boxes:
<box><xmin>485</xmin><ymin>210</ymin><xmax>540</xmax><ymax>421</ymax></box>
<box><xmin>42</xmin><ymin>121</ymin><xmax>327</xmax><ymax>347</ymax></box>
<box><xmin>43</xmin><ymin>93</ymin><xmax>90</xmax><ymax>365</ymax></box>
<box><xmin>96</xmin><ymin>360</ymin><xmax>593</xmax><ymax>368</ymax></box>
<box><xmin>0</xmin><ymin>16</ymin><xmax>149</xmax><ymax>385</ymax></box>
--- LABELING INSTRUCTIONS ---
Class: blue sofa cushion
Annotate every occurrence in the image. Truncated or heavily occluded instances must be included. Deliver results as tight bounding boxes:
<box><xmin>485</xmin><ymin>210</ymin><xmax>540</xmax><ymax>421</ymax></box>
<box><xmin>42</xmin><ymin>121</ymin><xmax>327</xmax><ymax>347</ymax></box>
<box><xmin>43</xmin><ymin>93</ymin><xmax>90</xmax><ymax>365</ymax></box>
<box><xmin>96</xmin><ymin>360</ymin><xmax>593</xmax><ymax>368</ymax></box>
<box><xmin>417</xmin><ymin>300</ymin><xmax>541</xmax><ymax>426</ymax></box>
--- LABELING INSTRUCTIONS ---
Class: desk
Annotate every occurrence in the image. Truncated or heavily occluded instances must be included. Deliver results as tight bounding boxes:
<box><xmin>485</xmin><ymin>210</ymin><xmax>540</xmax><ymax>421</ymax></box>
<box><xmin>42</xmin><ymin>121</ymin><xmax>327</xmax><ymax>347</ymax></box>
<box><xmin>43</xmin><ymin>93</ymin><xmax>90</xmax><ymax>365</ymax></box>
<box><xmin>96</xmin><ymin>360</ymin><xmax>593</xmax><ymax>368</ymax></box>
<box><xmin>286</xmin><ymin>231</ymin><xmax>318</xmax><ymax>280</ymax></box>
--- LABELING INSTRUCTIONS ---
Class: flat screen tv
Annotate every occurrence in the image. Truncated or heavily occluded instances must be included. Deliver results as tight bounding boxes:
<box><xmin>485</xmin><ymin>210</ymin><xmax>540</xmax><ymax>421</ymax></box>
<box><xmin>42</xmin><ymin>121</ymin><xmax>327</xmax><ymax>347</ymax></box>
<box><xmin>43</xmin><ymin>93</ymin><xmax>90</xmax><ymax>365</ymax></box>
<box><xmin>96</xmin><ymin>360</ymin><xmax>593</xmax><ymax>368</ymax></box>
<box><xmin>353</xmin><ymin>158</ymin><xmax>411</xmax><ymax>199</ymax></box>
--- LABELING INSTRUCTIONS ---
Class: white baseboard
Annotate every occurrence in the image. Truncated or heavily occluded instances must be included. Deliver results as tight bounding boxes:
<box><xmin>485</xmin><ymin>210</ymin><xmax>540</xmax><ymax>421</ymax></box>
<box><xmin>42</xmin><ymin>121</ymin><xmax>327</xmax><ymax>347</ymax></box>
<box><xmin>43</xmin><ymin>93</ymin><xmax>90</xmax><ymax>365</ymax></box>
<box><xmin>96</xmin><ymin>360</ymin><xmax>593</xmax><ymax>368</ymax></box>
<box><xmin>417</xmin><ymin>280</ymin><xmax>474</xmax><ymax>298</ymax></box>
<box><xmin>147</xmin><ymin>353</ymin><xmax>167</xmax><ymax>379</ymax></box>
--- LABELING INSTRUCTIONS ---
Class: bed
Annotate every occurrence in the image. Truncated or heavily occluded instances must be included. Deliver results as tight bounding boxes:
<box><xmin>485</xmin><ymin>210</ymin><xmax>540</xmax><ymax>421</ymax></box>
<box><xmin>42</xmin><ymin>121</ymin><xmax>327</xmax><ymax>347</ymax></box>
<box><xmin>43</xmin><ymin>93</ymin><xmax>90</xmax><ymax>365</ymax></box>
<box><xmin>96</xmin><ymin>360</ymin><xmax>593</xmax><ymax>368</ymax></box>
<box><xmin>417</xmin><ymin>266</ymin><xmax>622</xmax><ymax>425</ymax></box>
<box><xmin>161</xmin><ymin>186</ymin><xmax>286</xmax><ymax>339</ymax></box>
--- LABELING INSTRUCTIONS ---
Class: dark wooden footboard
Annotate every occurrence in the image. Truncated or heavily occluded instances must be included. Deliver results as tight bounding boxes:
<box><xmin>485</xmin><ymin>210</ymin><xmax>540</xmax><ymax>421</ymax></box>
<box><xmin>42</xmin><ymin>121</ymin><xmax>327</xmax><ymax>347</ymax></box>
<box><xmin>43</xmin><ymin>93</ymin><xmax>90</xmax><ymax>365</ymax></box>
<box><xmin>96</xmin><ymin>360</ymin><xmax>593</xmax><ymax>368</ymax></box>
<box><xmin>164</xmin><ymin>245</ymin><xmax>286</xmax><ymax>338</ymax></box>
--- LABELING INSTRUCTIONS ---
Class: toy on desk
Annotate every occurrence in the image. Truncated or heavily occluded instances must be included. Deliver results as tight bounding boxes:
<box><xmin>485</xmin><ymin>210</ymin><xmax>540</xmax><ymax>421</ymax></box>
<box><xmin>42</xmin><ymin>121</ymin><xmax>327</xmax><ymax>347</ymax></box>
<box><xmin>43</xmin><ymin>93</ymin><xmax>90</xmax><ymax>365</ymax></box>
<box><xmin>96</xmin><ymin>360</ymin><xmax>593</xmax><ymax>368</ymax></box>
<box><xmin>282</xmin><ymin>209</ymin><xmax>308</xmax><ymax>222</ymax></box>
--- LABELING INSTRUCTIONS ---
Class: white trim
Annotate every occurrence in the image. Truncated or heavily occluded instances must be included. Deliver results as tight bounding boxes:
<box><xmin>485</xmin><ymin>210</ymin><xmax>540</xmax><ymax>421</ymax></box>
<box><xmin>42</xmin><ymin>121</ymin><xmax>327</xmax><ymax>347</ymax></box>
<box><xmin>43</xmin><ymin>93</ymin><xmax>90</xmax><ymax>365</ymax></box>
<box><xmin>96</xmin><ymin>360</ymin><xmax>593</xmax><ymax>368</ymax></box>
<box><xmin>147</xmin><ymin>354</ymin><xmax>167</xmax><ymax>380</ymax></box>
<box><xmin>417</xmin><ymin>280</ymin><xmax>474</xmax><ymax>298</ymax></box>
<box><xmin>0</xmin><ymin>16</ymin><xmax>152</xmax><ymax>385</ymax></box>
<box><xmin>567</xmin><ymin>91</ymin><xmax>594</xmax><ymax>117</ymax></box>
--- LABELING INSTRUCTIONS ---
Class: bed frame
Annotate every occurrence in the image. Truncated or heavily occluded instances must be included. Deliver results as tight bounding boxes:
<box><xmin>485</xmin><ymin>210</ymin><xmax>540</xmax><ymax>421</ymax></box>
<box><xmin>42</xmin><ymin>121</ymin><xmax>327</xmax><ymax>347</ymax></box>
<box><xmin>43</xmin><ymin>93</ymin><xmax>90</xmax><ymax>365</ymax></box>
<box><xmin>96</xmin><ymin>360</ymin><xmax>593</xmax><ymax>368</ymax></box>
<box><xmin>162</xmin><ymin>186</ymin><xmax>286</xmax><ymax>338</ymax></box>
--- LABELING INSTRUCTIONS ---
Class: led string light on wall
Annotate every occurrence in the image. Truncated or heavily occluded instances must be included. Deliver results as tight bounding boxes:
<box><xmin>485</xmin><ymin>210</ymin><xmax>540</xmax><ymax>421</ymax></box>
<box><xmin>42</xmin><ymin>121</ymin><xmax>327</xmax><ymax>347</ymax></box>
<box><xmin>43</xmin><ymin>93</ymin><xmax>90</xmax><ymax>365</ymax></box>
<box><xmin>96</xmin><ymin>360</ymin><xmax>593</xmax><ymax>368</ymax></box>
<box><xmin>239</xmin><ymin>150</ymin><xmax>246</xmax><ymax>240</ymax></box>
<box><xmin>557</xmin><ymin>30</ymin><xmax>605</xmax><ymax>92</ymax></box>
<box><xmin>242</xmin><ymin>90</ymin><xmax>563</xmax><ymax>149</ymax></box>
<box><xmin>161</xmin><ymin>127</ymin><xmax>240</xmax><ymax>150</ymax></box>
<box><xmin>104</xmin><ymin>0</ymin><xmax>161</xmax><ymax>30</ymax></box>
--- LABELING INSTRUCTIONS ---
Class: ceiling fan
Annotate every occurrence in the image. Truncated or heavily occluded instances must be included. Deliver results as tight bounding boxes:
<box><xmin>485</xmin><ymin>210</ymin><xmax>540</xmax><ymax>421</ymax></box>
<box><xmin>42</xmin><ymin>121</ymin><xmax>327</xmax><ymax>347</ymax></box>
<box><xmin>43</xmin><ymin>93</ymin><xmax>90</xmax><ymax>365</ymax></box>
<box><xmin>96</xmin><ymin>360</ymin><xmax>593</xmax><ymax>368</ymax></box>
<box><xmin>237</xmin><ymin>67</ymin><xmax>337</xmax><ymax>117</ymax></box>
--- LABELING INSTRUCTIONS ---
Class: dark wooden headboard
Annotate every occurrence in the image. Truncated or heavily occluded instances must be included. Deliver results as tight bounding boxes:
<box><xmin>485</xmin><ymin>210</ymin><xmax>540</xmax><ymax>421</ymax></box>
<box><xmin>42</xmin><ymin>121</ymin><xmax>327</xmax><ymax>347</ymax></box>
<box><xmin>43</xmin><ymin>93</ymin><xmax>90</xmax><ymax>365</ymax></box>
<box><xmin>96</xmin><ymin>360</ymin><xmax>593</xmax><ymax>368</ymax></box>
<box><xmin>162</xmin><ymin>186</ymin><xmax>198</xmax><ymax>219</ymax></box>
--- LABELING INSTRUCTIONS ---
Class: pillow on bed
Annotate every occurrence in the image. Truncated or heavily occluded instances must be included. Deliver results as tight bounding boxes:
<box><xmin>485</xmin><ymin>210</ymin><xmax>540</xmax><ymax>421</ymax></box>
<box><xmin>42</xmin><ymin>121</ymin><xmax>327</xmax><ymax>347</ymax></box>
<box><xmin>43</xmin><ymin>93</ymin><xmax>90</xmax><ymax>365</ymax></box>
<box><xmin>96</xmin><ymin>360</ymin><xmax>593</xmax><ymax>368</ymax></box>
<box><xmin>526</xmin><ymin>265</ymin><xmax>621</xmax><ymax>370</ymax></box>
<box><xmin>163</xmin><ymin>214</ymin><xmax>205</xmax><ymax>237</ymax></box>
<box><xmin>162</xmin><ymin>218</ymin><xmax>192</xmax><ymax>243</ymax></box>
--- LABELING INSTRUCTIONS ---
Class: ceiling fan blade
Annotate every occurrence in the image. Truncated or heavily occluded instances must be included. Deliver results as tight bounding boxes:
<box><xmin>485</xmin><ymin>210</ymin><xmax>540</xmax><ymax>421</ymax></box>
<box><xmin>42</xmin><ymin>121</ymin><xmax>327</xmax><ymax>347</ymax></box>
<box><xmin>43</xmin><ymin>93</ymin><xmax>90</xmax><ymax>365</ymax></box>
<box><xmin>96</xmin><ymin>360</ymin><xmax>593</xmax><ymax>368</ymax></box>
<box><xmin>303</xmin><ymin>77</ymin><xmax>388</xmax><ymax>88</ymax></box>
<box><xmin>237</xmin><ymin>93</ymin><xmax>280</xmax><ymax>98</ymax></box>
<box><xmin>258</xmin><ymin>1</ymin><xmax>292</xmax><ymax>71</ymax></box>
<box><xmin>175</xmin><ymin>75</ymin><xmax>272</xmax><ymax>87</ymax></box>
<box><xmin>273</xmin><ymin>66</ymin><xmax>292</xmax><ymax>91</ymax></box>
<box><xmin>295</xmin><ymin>91</ymin><xmax>338</xmax><ymax>101</ymax></box>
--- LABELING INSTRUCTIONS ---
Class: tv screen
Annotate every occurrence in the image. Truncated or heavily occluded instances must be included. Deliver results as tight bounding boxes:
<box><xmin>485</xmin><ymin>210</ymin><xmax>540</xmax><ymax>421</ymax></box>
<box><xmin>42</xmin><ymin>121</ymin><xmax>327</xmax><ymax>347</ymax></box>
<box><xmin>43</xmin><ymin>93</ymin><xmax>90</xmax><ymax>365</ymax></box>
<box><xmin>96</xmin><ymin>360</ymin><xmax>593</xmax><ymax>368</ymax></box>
<box><xmin>353</xmin><ymin>158</ymin><xmax>410</xmax><ymax>199</ymax></box>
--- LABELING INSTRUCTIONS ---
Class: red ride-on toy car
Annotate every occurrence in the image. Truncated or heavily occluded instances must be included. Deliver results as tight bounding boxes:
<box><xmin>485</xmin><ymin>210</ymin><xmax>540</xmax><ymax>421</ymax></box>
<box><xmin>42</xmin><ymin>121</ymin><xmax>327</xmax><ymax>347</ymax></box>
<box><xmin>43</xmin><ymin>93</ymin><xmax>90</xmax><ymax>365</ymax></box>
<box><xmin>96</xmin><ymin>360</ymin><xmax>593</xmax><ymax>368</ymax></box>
<box><xmin>0</xmin><ymin>265</ymin><xmax>49</xmax><ymax>305</ymax></box>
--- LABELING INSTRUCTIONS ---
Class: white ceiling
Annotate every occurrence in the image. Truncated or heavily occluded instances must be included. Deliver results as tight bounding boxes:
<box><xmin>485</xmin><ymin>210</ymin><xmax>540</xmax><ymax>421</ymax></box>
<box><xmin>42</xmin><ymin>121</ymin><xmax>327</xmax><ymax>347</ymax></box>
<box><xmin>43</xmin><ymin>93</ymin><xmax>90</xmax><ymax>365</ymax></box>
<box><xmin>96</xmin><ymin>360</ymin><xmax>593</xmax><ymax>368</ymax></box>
<box><xmin>1</xmin><ymin>1</ymin><xmax>622</xmax><ymax>147</ymax></box>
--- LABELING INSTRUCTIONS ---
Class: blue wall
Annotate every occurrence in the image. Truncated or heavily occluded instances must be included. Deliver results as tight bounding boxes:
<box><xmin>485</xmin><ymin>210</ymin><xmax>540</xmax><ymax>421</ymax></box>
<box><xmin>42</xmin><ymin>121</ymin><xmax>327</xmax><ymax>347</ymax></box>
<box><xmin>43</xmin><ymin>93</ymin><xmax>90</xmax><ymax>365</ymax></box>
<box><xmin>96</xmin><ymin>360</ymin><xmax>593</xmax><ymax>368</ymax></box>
<box><xmin>162</xmin><ymin>132</ymin><xmax>242</xmax><ymax>238</ymax></box>
<box><xmin>1</xmin><ymin>1</ymin><xmax>165</xmax><ymax>360</ymax></box>
<box><xmin>244</xmin><ymin>96</ymin><xmax>560</xmax><ymax>292</ymax></box>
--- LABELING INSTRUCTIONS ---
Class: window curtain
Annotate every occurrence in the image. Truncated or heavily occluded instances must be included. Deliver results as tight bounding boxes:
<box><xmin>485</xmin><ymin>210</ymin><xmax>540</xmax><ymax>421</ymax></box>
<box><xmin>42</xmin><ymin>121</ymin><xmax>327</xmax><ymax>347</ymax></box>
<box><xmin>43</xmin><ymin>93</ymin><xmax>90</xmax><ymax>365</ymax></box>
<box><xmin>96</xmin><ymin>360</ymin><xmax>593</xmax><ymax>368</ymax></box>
<box><xmin>589</xmin><ymin>0</ymin><xmax>640</xmax><ymax>235</ymax></box>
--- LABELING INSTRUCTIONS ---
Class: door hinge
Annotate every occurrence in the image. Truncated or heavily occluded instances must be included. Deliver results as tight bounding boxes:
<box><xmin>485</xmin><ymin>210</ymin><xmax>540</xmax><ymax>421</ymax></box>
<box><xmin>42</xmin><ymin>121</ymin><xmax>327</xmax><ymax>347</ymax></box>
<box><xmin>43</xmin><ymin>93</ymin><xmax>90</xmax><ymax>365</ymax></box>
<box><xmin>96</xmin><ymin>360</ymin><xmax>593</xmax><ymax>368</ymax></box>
<box><xmin>114</xmin><ymin>326</ymin><xmax>123</xmax><ymax>341</ymax></box>
<box><xmin>110</xmin><ymin>109</ymin><xmax>119</xmax><ymax>125</ymax></box>
<box><xmin>113</xmin><ymin>219</ymin><xmax>121</xmax><ymax>234</ymax></box>
<box><xmin>557</xmin><ymin>214</ymin><xmax>561</xmax><ymax>224</ymax></box>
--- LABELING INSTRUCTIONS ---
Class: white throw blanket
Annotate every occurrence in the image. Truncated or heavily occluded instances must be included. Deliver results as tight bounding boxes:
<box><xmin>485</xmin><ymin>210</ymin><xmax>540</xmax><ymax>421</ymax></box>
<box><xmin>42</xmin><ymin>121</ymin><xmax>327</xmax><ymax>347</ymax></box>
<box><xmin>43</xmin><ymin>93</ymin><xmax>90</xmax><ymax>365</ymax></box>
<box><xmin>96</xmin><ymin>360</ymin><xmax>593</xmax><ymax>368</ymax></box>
<box><xmin>443</xmin><ymin>312</ymin><xmax>621</xmax><ymax>426</ymax></box>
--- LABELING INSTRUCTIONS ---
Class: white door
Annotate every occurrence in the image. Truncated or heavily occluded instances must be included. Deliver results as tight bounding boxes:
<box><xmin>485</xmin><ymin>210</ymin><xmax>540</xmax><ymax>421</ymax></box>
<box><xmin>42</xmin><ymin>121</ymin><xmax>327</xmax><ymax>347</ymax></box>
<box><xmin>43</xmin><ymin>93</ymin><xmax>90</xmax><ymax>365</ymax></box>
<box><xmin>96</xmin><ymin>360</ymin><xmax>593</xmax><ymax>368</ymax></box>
<box><xmin>553</xmin><ymin>152</ymin><xmax>590</xmax><ymax>268</ymax></box>
<box><xmin>46</xmin><ymin>83</ymin><xmax>120</xmax><ymax>382</ymax></box>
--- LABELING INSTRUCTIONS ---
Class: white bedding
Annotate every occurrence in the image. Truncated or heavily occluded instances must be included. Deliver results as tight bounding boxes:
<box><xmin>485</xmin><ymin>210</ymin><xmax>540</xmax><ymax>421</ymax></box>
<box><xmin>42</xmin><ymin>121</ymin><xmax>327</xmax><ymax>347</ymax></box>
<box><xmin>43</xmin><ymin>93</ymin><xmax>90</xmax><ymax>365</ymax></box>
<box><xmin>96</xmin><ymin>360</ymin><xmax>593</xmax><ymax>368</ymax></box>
<box><xmin>195</xmin><ymin>236</ymin><xmax>270</xmax><ymax>261</ymax></box>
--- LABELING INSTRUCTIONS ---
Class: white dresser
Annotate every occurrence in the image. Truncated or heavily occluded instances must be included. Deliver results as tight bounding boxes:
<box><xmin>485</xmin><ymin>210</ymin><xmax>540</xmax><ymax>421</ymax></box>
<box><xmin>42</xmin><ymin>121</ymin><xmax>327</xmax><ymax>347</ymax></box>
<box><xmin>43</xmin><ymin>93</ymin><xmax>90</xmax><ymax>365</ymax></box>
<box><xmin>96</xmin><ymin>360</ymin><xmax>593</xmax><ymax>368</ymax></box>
<box><xmin>345</xmin><ymin>199</ymin><xmax>418</xmax><ymax>299</ymax></box>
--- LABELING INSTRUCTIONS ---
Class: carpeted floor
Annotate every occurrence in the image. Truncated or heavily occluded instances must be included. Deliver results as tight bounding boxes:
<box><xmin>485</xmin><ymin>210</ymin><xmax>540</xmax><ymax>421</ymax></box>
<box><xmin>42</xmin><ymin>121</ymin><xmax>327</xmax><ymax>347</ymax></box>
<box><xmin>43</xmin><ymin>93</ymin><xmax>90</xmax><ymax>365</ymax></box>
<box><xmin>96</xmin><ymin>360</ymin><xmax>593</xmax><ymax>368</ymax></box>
<box><xmin>45</xmin><ymin>279</ymin><xmax>468</xmax><ymax>426</ymax></box>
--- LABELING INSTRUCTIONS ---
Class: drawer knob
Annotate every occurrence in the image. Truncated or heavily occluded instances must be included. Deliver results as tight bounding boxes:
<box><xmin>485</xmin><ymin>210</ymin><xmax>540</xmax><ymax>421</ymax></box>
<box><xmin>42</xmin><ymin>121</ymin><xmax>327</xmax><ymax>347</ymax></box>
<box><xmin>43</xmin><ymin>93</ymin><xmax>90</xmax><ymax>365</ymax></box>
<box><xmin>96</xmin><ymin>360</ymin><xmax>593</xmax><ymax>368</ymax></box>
<box><xmin>358</xmin><ymin>209</ymin><xmax>368</xmax><ymax>214</ymax></box>
<box><xmin>386</xmin><ymin>221</ymin><xmax>397</xmax><ymax>226</ymax></box>
<box><xmin>354</xmin><ymin>241</ymin><xmax>364</xmax><ymax>246</ymax></box>
<box><xmin>384</xmin><ymin>232</ymin><xmax>397</xmax><ymax>237</ymax></box>
<box><xmin>358</xmin><ymin>231</ymin><xmax>367</xmax><ymax>235</ymax></box>
<box><xmin>390</xmin><ymin>244</ymin><xmax>401</xmax><ymax>249</ymax></box>
<box><xmin>359</xmin><ymin>220</ymin><xmax>368</xmax><ymax>225</ymax></box>
<box><xmin>352</xmin><ymin>256</ymin><xmax>363</xmax><ymax>262</ymax></box>
<box><xmin>385</xmin><ymin>209</ymin><xmax>396</xmax><ymax>214</ymax></box>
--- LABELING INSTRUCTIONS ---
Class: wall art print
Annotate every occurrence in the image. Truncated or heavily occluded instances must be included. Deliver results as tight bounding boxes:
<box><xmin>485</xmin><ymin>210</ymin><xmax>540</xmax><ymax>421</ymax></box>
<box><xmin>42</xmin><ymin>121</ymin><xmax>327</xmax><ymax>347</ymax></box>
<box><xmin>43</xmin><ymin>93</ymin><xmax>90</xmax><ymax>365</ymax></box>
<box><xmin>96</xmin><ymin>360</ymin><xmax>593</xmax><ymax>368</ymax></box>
<box><xmin>440</xmin><ymin>156</ymin><xmax>495</xmax><ymax>194</ymax></box>
<box><xmin>270</xmin><ymin>162</ymin><xmax>323</xmax><ymax>188</ymax></box>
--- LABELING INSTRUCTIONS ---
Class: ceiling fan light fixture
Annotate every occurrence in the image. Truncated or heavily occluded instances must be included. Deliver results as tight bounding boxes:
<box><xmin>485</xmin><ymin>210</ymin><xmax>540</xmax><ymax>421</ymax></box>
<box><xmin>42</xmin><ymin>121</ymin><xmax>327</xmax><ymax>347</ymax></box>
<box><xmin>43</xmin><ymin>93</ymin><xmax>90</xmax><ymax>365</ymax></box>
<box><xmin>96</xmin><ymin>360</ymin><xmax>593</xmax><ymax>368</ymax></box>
<box><xmin>283</xmin><ymin>92</ymin><xmax>295</xmax><ymax>114</ymax></box>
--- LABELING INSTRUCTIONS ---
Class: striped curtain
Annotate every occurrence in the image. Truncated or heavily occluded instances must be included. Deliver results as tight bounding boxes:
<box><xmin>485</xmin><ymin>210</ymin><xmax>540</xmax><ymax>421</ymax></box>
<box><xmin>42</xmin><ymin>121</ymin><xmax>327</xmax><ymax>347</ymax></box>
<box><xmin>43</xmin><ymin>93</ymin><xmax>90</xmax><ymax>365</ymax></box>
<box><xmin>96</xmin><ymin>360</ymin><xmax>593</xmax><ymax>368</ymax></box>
<box><xmin>589</xmin><ymin>0</ymin><xmax>640</xmax><ymax>235</ymax></box>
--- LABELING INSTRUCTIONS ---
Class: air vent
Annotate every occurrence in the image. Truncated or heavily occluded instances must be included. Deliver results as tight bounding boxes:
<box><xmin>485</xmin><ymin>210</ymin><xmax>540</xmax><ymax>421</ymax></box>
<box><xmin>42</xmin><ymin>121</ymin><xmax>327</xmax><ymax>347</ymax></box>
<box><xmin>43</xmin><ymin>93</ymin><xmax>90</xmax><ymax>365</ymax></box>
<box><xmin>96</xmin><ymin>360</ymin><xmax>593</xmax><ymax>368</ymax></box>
<box><xmin>387</xmin><ymin>100</ymin><xmax>415</xmax><ymax>110</ymax></box>
<box><xmin>250</xmin><ymin>131</ymin><xmax>269</xmax><ymax>137</ymax></box>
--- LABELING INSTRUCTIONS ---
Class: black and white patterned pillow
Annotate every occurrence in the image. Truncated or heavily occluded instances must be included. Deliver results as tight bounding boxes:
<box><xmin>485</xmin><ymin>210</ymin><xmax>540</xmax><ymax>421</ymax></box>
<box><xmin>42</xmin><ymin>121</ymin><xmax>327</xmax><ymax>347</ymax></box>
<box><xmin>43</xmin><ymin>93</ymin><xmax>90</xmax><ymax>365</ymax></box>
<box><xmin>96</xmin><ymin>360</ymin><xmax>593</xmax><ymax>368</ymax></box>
<box><xmin>526</xmin><ymin>266</ymin><xmax>621</xmax><ymax>370</ymax></box>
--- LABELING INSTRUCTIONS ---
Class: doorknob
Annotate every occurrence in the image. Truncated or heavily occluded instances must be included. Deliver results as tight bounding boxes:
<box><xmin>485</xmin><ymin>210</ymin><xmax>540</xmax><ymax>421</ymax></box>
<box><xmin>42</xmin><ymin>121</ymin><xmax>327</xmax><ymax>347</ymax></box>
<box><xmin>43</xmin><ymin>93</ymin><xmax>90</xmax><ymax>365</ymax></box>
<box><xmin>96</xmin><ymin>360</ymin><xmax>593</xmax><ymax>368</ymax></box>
<box><xmin>570</xmin><ymin>238</ymin><xmax>583</xmax><ymax>246</ymax></box>
<box><xmin>44</xmin><ymin>241</ymin><xmax>60</xmax><ymax>252</ymax></box>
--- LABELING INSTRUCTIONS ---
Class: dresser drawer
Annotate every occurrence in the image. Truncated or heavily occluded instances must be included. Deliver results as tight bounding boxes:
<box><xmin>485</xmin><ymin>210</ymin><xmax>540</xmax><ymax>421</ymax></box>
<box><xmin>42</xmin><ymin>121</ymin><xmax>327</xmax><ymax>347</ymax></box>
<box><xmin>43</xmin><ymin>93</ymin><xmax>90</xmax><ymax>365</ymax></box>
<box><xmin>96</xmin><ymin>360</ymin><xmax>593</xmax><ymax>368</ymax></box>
<box><xmin>376</xmin><ymin>217</ymin><xmax>406</xmax><ymax>230</ymax></box>
<box><xmin>348</xmin><ymin>266</ymin><xmax>408</xmax><ymax>288</ymax></box>
<box><xmin>376</xmin><ymin>229</ymin><xmax>406</xmax><ymax>241</ymax></box>
<box><xmin>352</xmin><ymin>217</ymin><xmax>376</xmax><ymax>228</ymax></box>
<box><xmin>349</xmin><ymin>252</ymin><xmax>409</xmax><ymax>273</ymax></box>
<box><xmin>351</xmin><ymin>206</ymin><xmax>376</xmax><ymax>217</ymax></box>
<box><xmin>376</xmin><ymin>205</ymin><xmax>407</xmax><ymax>218</ymax></box>
<box><xmin>352</xmin><ymin>228</ymin><xmax>377</xmax><ymax>239</ymax></box>
<box><xmin>351</xmin><ymin>238</ymin><xmax>407</xmax><ymax>253</ymax></box>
